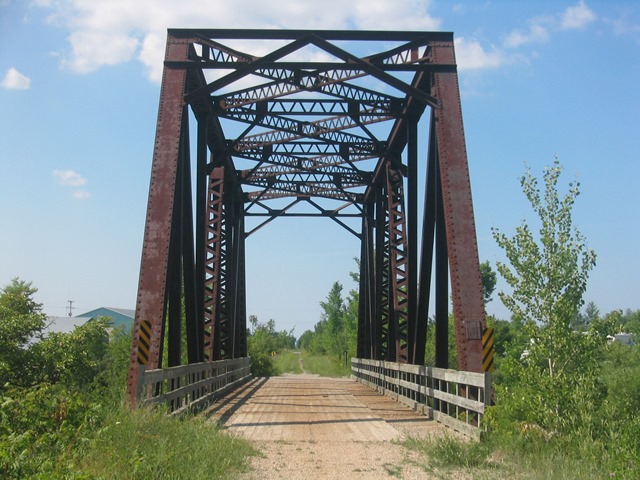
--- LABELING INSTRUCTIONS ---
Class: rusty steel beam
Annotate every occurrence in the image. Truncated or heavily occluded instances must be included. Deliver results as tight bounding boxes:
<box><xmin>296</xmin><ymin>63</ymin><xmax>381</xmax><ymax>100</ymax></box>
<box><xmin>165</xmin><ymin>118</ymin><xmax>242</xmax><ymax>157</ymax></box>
<box><xmin>430</xmin><ymin>41</ymin><xmax>486</xmax><ymax>372</ymax></box>
<box><xmin>127</xmin><ymin>36</ymin><xmax>191</xmax><ymax>405</ymax></box>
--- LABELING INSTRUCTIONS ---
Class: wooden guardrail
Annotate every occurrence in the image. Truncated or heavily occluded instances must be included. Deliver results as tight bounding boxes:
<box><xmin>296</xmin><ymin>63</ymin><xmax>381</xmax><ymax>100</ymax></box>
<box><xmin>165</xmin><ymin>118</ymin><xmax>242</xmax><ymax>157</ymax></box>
<box><xmin>137</xmin><ymin>357</ymin><xmax>252</xmax><ymax>416</ymax></box>
<box><xmin>351</xmin><ymin>358</ymin><xmax>491</xmax><ymax>438</ymax></box>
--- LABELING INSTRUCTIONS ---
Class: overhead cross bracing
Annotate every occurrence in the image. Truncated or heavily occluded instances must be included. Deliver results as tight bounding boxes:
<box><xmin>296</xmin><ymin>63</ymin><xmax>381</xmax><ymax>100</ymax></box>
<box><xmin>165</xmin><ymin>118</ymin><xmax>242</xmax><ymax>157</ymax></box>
<box><xmin>127</xmin><ymin>29</ymin><xmax>487</xmax><ymax>406</ymax></box>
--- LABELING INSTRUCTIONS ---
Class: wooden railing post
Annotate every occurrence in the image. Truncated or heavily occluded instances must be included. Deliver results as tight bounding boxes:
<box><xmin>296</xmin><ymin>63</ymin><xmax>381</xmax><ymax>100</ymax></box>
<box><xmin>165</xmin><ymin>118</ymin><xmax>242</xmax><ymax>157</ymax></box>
<box><xmin>351</xmin><ymin>357</ymin><xmax>486</xmax><ymax>439</ymax></box>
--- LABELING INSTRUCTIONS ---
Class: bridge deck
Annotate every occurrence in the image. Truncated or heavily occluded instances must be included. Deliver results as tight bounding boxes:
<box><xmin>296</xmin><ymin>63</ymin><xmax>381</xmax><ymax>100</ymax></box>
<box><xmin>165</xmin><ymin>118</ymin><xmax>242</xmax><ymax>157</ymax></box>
<box><xmin>204</xmin><ymin>374</ymin><xmax>442</xmax><ymax>442</ymax></box>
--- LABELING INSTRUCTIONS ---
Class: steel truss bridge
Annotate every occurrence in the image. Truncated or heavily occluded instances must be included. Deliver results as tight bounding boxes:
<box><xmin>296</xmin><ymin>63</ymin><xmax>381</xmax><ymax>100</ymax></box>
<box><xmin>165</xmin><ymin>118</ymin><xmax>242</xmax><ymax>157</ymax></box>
<box><xmin>127</xmin><ymin>29</ymin><xmax>487</xmax><ymax>405</ymax></box>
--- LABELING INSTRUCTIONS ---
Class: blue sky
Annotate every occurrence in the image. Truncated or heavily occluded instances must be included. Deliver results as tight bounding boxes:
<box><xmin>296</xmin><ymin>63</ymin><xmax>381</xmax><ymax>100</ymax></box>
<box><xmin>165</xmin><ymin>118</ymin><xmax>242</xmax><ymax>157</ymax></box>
<box><xmin>1</xmin><ymin>0</ymin><xmax>638</xmax><ymax>336</ymax></box>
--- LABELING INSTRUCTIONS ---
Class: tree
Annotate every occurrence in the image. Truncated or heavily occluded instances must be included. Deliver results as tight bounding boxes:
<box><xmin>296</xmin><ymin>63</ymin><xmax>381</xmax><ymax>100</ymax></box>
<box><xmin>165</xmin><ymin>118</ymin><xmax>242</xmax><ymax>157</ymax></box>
<box><xmin>0</xmin><ymin>278</ymin><xmax>47</xmax><ymax>387</ymax></box>
<box><xmin>489</xmin><ymin>160</ymin><xmax>612</xmax><ymax>434</ymax></box>
<box><xmin>317</xmin><ymin>281</ymin><xmax>347</xmax><ymax>356</ymax></box>
<box><xmin>620</xmin><ymin>308</ymin><xmax>640</xmax><ymax>334</ymax></box>
<box><xmin>37</xmin><ymin>317</ymin><xmax>111</xmax><ymax>388</ymax></box>
<box><xmin>572</xmin><ymin>300</ymin><xmax>600</xmax><ymax>332</ymax></box>
<box><xmin>247</xmin><ymin>315</ymin><xmax>295</xmax><ymax>376</ymax></box>
<box><xmin>300</xmin><ymin>270</ymin><xmax>359</xmax><ymax>359</ymax></box>
<box><xmin>480</xmin><ymin>260</ymin><xmax>497</xmax><ymax>305</ymax></box>
<box><xmin>492</xmin><ymin>160</ymin><xmax>597</xmax><ymax>379</ymax></box>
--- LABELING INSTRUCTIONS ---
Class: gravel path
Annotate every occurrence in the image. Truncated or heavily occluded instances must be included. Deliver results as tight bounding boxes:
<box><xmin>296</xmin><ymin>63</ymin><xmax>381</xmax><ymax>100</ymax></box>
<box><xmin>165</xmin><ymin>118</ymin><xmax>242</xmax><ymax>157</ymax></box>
<box><xmin>205</xmin><ymin>374</ymin><xmax>459</xmax><ymax>479</ymax></box>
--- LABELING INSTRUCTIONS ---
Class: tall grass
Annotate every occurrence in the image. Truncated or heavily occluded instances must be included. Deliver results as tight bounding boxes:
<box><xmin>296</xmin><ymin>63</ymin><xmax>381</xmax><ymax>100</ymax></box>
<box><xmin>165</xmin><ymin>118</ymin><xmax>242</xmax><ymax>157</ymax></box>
<box><xmin>79</xmin><ymin>406</ymin><xmax>257</xmax><ymax>479</ymax></box>
<box><xmin>301</xmin><ymin>352</ymin><xmax>351</xmax><ymax>377</ymax></box>
<box><xmin>403</xmin><ymin>430</ymin><xmax>633</xmax><ymax>479</ymax></box>
<box><xmin>273</xmin><ymin>350</ymin><xmax>303</xmax><ymax>374</ymax></box>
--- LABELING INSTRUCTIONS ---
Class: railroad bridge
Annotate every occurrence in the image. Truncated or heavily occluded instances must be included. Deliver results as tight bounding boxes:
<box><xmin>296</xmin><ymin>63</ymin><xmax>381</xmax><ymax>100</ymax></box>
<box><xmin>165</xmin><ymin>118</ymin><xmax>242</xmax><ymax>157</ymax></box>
<box><xmin>127</xmin><ymin>29</ymin><xmax>489</xmax><ymax>435</ymax></box>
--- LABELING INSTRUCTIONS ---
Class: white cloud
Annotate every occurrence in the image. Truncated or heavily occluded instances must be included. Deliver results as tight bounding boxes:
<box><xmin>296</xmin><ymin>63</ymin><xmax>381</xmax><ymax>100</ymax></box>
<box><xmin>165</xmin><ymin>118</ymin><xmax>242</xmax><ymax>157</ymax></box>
<box><xmin>35</xmin><ymin>0</ymin><xmax>440</xmax><ymax>83</ymax></box>
<box><xmin>351</xmin><ymin>0</ymin><xmax>440</xmax><ymax>30</ymax></box>
<box><xmin>606</xmin><ymin>14</ymin><xmax>640</xmax><ymax>38</ymax></box>
<box><xmin>72</xmin><ymin>190</ymin><xmax>91</xmax><ymax>200</ymax></box>
<box><xmin>561</xmin><ymin>1</ymin><xmax>596</xmax><ymax>30</ymax></box>
<box><xmin>454</xmin><ymin>37</ymin><xmax>504</xmax><ymax>71</ymax></box>
<box><xmin>1</xmin><ymin>67</ymin><xmax>31</xmax><ymax>90</ymax></box>
<box><xmin>504</xmin><ymin>18</ymin><xmax>551</xmax><ymax>48</ymax></box>
<box><xmin>138</xmin><ymin>33</ymin><xmax>164</xmax><ymax>84</ymax></box>
<box><xmin>53</xmin><ymin>169</ymin><xmax>87</xmax><ymax>187</ymax></box>
<box><xmin>505</xmin><ymin>2</ymin><xmax>596</xmax><ymax>49</ymax></box>
<box><xmin>64</xmin><ymin>31</ymin><xmax>139</xmax><ymax>73</ymax></box>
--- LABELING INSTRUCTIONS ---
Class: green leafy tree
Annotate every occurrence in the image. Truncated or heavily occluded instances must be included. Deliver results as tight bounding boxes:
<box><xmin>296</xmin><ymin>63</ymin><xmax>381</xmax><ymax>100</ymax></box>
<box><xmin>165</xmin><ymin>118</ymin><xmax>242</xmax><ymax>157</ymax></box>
<box><xmin>247</xmin><ymin>315</ymin><xmax>295</xmax><ymax>376</ymax></box>
<box><xmin>342</xmin><ymin>287</ymin><xmax>359</xmax><ymax>358</ymax></box>
<box><xmin>480</xmin><ymin>260</ymin><xmax>497</xmax><ymax>305</ymax></box>
<box><xmin>492</xmin><ymin>161</ymin><xmax>598</xmax><ymax>379</ymax></box>
<box><xmin>572</xmin><ymin>300</ymin><xmax>600</xmax><ymax>332</ymax></box>
<box><xmin>297</xmin><ymin>330</ymin><xmax>313</xmax><ymax>350</ymax></box>
<box><xmin>0</xmin><ymin>278</ymin><xmax>47</xmax><ymax>387</ymax></box>
<box><xmin>37</xmin><ymin>317</ymin><xmax>111</xmax><ymax>388</ymax></box>
<box><xmin>488</xmin><ymin>161</ymin><xmax>613</xmax><ymax>434</ymax></box>
<box><xmin>301</xmin><ymin>267</ymin><xmax>360</xmax><ymax>359</ymax></box>
<box><xmin>619</xmin><ymin>308</ymin><xmax>640</xmax><ymax>335</ymax></box>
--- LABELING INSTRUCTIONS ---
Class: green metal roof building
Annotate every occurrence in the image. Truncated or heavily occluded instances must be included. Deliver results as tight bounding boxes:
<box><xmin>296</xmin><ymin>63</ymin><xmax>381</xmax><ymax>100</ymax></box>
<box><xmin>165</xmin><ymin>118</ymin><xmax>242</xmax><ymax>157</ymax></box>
<box><xmin>75</xmin><ymin>307</ymin><xmax>135</xmax><ymax>329</ymax></box>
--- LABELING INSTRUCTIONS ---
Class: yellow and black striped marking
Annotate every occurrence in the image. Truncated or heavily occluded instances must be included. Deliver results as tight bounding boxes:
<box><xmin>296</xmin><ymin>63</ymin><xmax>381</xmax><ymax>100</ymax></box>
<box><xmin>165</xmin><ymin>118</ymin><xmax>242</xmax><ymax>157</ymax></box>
<box><xmin>482</xmin><ymin>327</ymin><xmax>495</xmax><ymax>372</ymax></box>
<box><xmin>137</xmin><ymin>320</ymin><xmax>152</xmax><ymax>366</ymax></box>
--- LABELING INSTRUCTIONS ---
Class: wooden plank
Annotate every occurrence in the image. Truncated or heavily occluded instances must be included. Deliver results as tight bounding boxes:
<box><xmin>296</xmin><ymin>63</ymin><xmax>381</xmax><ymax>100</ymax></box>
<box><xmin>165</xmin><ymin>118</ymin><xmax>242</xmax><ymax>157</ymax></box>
<box><xmin>141</xmin><ymin>360</ymin><xmax>251</xmax><ymax>407</ymax></box>
<box><xmin>144</xmin><ymin>357</ymin><xmax>251</xmax><ymax>382</ymax></box>
<box><xmin>171</xmin><ymin>373</ymin><xmax>253</xmax><ymax>416</ymax></box>
<box><xmin>426</xmin><ymin>389</ymin><xmax>485</xmax><ymax>413</ymax></box>
<box><xmin>432</xmin><ymin>410</ymin><xmax>481</xmax><ymax>440</ymax></box>
<box><xmin>152</xmin><ymin>367</ymin><xmax>252</xmax><ymax>405</ymax></box>
<box><xmin>430</xmin><ymin>368</ymin><xmax>485</xmax><ymax>387</ymax></box>
<box><xmin>353</xmin><ymin>358</ymin><xmax>486</xmax><ymax>388</ymax></box>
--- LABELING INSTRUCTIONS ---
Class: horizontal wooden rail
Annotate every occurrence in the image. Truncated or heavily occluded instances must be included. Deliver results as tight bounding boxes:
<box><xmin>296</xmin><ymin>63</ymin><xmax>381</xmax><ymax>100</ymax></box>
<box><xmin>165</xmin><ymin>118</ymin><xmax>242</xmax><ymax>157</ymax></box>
<box><xmin>351</xmin><ymin>358</ymin><xmax>491</xmax><ymax>439</ymax></box>
<box><xmin>138</xmin><ymin>357</ymin><xmax>252</xmax><ymax>415</ymax></box>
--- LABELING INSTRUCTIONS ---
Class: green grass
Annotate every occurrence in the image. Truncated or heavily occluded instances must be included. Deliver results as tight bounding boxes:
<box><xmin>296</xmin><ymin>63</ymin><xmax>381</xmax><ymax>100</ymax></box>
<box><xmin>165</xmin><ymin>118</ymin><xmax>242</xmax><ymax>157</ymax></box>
<box><xmin>300</xmin><ymin>352</ymin><xmax>351</xmax><ymax>377</ymax></box>
<box><xmin>273</xmin><ymin>350</ymin><xmax>303</xmax><ymax>374</ymax></box>
<box><xmin>401</xmin><ymin>433</ymin><xmax>629</xmax><ymax>480</ymax></box>
<box><xmin>78</xmin><ymin>406</ymin><xmax>257</xmax><ymax>479</ymax></box>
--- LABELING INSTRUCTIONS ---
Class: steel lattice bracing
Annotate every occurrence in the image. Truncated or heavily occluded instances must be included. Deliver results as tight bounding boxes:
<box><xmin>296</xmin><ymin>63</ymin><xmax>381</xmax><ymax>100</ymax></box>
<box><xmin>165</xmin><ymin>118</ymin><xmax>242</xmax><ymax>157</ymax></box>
<box><xmin>127</xmin><ymin>29</ymin><xmax>486</xmax><ymax>404</ymax></box>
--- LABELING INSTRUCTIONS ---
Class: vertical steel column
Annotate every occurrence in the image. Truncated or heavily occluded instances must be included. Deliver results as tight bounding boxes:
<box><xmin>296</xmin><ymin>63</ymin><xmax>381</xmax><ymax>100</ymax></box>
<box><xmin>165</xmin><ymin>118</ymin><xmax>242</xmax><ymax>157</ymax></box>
<box><xmin>194</xmin><ymin>113</ymin><xmax>209</xmax><ymax>363</ymax></box>
<box><xmin>374</xmin><ymin>187</ymin><xmax>387</xmax><ymax>360</ymax></box>
<box><xmin>214</xmin><ymin>186</ymin><xmax>230</xmax><ymax>359</ymax></box>
<box><xmin>434</xmin><ymin>154</ymin><xmax>449</xmax><ymax>368</ymax></box>
<box><xmin>386</xmin><ymin>163</ymin><xmax>409</xmax><ymax>363</ymax></box>
<box><xmin>414</xmin><ymin>113</ymin><xmax>438</xmax><ymax>366</ymax></box>
<box><xmin>230</xmin><ymin>196</ymin><xmax>247</xmax><ymax>358</ymax></box>
<box><xmin>219</xmin><ymin>191</ymin><xmax>236</xmax><ymax>359</ymax></box>
<box><xmin>203</xmin><ymin>167</ymin><xmax>225</xmax><ymax>361</ymax></box>
<box><xmin>166</xmin><ymin>177</ymin><xmax>182</xmax><ymax>367</ymax></box>
<box><xmin>127</xmin><ymin>34</ymin><xmax>189</xmax><ymax>404</ymax></box>
<box><xmin>357</xmin><ymin>201</ymin><xmax>375</xmax><ymax>359</ymax></box>
<box><xmin>430</xmin><ymin>41</ymin><xmax>486</xmax><ymax>372</ymax></box>
<box><xmin>238</xmin><ymin>210</ymin><xmax>247</xmax><ymax>357</ymax></box>
<box><xmin>357</xmin><ymin>212</ymin><xmax>367</xmax><ymax>359</ymax></box>
<box><xmin>179</xmin><ymin>108</ymin><xmax>201</xmax><ymax>365</ymax></box>
<box><xmin>166</xmin><ymin>114</ymin><xmax>189</xmax><ymax>367</ymax></box>
<box><xmin>406</xmin><ymin>116</ymin><xmax>418</xmax><ymax>363</ymax></box>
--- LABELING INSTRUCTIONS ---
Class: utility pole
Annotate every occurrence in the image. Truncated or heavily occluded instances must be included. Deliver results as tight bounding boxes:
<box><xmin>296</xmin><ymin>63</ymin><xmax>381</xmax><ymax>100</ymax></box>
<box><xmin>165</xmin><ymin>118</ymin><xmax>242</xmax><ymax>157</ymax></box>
<box><xmin>67</xmin><ymin>300</ymin><xmax>74</xmax><ymax>317</ymax></box>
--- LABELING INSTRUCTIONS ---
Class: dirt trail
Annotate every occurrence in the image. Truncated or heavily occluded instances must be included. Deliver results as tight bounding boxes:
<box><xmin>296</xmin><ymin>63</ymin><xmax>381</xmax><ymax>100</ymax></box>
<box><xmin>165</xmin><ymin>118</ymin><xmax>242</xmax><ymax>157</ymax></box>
<box><xmin>294</xmin><ymin>351</ymin><xmax>309</xmax><ymax>374</ymax></box>
<box><xmin>205</xmin><ymin>374</ymin><xmax>456</xmax><ymax>479</ymax></box>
